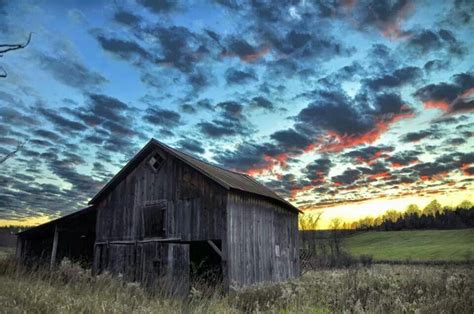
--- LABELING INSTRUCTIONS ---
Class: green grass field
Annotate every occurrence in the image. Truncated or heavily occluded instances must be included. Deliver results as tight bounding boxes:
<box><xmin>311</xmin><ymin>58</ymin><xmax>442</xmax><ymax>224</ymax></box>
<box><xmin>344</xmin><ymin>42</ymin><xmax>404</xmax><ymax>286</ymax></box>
<box><xmin>344</xmin><ymin>229</ymin><xmax>474</xmax><ymax>262</ymax></box>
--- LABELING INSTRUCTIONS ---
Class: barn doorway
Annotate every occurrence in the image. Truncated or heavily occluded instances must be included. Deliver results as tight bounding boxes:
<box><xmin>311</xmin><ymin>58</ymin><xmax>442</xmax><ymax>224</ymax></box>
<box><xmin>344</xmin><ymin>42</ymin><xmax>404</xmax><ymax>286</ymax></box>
<box><xmin>17</xmin><ymin>206</ymin><xmax>96</xmax><ymax>268</ymax></box>
<box><xmin>189</xmin><ymin>240</ymin><xmax>223</xmax><ymax>293</ymax></box>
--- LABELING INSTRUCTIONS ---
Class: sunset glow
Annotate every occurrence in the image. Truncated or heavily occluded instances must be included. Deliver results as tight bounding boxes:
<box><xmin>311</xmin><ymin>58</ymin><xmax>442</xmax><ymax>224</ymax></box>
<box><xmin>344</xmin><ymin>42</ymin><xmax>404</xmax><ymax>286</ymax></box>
<box><xmin>0</xmin><ymin>0</ymin><xmax>472</xmax><ymax>228</ymax></box>
<box><xmin>302</xmin><ymin>191</ymin><xmax>473</xmax><ymax>229</ymax></box>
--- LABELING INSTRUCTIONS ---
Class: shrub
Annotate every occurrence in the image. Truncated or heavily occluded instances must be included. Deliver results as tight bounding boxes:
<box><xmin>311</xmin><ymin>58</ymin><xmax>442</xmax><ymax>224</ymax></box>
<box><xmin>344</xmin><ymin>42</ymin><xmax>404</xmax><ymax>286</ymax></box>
<box><xmin>57</xmin><ymin>258</ymin><xmax>91</xmax><ymax>284</ymax></box>
<box><xmin>359</xmin><ymin>254</ymin><xmax>374</xmax><ymax>267</ymax></box>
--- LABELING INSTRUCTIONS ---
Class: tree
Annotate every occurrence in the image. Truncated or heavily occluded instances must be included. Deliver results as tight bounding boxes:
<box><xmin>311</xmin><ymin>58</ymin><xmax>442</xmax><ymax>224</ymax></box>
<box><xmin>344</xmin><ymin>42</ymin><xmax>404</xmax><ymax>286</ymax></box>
<box><xmin>329</xmin><ymin>218</ymin><xmax>344</xmax><ymax>257</ymax></box>
<box><xmin>354</xmin><ymin>216</ymin><xmax>375</xmax><ymax>230</ymax></box>
<box><xmin>457</xmin><ymin>200</ymin><xmax>473</xmax><ymax>209</ymax></box>
<box><xmin>383</xmin><ymin>209</ymin><xmax>401</xmax><ymax>222</ymax></box>
<box><xmin>405</xmin><ymin>204</ymin><xmax>421</xmax><ymax>217</ymax></box>
<box><xmin>0</xmin><ymin>33</ymin><xmax>32</xmax><ymax>78</ymax></box>
<box><xmin>299</xmin><ymin>212</ymin><xmax>322</xmax><ymax>230</ymax></box>
<box><xmin>329</xmin><ymin>218</ymin><xmax>342</xmax><ymax>230</ymax></box>
<box><xmin>423</xmin><ymin>200</ymin><xmax>442</xmax><ymax>216</ymax></box>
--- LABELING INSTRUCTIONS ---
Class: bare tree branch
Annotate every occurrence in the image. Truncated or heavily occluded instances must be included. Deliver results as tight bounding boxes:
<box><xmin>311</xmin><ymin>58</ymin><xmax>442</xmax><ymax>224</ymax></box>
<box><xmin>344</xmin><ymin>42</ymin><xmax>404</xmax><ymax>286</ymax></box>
<box><xmin>299</xmin><ymin>211</ymin><xmax>323</xmax><ymax>230</ymax></box>
<box><xmin>0</xmin><ymin>140</ymin><xmax>28</xmax><ymax>165</ymax></box>
<box><xmin>0</xmin><ymin>33</ymin><xmax>32</xmax><ymax>54</ymax></box>
<box><xmin>0</xmin><ymin>33</ymin><xmax>32</xmax><ymax>78</ymax></box>
<box><xmin>0</xmin><ymin>65</ymin><xmax>6</xmax><ymax>78</ymax></box>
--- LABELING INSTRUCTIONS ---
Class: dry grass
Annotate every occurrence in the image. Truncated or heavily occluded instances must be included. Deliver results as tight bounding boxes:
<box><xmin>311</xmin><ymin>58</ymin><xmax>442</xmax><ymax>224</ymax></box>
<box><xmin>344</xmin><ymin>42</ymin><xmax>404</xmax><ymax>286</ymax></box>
<box><xmin>0</xmin><ymin>247</ymin><xmax>14</xmax><ymax>259</ymax></box>
<box><xmin>0</xmin><ymin>256</ymin><xmax>473</xmax><ymax>313</ymax></box>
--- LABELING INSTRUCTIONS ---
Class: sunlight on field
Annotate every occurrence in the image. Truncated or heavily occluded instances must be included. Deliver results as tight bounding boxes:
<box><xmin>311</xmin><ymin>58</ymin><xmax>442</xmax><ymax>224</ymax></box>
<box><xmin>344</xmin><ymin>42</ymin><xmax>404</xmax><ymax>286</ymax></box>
<box><xmin>344</xmin><ymin>229</ymin><xmax>474</xmax><ymax>261</ymax></box>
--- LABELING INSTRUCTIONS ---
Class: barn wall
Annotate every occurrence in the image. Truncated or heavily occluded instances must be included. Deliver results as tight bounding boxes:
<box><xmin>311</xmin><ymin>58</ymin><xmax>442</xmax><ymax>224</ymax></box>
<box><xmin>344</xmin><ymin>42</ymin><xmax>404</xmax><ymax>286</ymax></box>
<box><xmin>94</xmin><ymin>147</ymin><xmax>228</xmax><ymax>290</ymax></box>
<box><xmin>95</xmin><ymin>148</ymin><xmax>227</xmax><ymax>242</ymax></box>
<box><xmin>226</xmin><ymin>191</ymin><xmax>300</xmax><ymax>288</ymax></box>
<box><xmin>94</xmin><ymin>242</ymin><xmax>189</xmax><ymax>296</ymax></box>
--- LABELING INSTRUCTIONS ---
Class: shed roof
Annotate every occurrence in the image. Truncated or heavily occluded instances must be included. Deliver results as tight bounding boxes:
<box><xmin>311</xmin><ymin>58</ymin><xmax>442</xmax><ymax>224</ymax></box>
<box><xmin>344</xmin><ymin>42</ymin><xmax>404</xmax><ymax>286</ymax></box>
<box><xmin>17</xmin><ymin>206</ymin><xmax>96</xmax><ymax>236</ymax></box>
<box><xmin>89</xmin><ymin>139</ymin><xmax>300</xmax><ymax>213</ymax></box>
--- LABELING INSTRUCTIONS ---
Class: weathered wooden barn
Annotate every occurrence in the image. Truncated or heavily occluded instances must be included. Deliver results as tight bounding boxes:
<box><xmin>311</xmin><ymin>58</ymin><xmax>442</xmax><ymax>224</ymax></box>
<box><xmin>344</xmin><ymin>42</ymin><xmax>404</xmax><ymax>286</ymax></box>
<box><xmin>17</xmin><ymin>139</ymin><xmax>300</xmax><ymax>294</ymax></box>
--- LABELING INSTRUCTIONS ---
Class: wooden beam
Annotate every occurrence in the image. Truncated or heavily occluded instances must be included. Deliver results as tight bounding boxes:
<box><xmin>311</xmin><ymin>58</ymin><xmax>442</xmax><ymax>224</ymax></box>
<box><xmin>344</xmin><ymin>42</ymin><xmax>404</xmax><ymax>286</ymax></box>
<box><xmin>207</xmin><ymin>240</ymin><xmax>222</xmax><ymax>258</ymax></box>
<box><xmin>139</xmin><ymin>237</ymin><xmax>181</xmax><ymax>244</ymax></box>
<box><xmin>94</xmin><ymin>237</ymin><xmax>181</xmax><ymax>245</ymax></box>
<box><xmin>50</xmin><ymin>225</ymin><xmax>59</xmax><ymax>270</ymax></box>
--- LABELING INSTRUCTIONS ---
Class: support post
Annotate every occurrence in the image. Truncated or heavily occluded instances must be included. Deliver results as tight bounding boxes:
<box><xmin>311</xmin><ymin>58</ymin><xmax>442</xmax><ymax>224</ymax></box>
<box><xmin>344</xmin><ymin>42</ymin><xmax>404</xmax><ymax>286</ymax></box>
<box><xmin>16</xmin><ymin>237</ymin><xmax>23</xmax><ymax>260</ymax></box>
<box><xmin>50</xmin><ymin>225</ymin><xmax>59</xmax><ymax>270</ymax></box>
<box><xmin>207</xmin><ymin>240</ymin><xmax>222</xmax><ymax>258</ymax></box>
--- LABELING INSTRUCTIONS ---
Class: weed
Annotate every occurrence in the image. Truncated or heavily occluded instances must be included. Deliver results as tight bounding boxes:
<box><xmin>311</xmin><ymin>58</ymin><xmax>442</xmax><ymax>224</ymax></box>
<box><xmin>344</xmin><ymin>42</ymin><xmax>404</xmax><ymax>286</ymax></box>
<box><xmin>0</xmin><ymin>254</ymin><xmax>473</xmax><ymax>313</ymax></box>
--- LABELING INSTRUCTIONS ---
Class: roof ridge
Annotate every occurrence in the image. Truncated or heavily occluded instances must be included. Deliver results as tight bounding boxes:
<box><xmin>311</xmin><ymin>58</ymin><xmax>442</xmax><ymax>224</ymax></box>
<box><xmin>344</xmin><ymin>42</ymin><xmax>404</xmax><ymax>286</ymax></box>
<box><xmin>152</xmin><ymin>139</ymin><xmax>298</xmax><ymax>212</ymax></box>
<box><xmin>90</xmin><ymin>138</ymin><xmax>299</xmax><ymax>213</ymax></box>
<box><xmin>155</xmin><ymin>138</ymin><xmax>249</xmax><ymax>177</ymax></box>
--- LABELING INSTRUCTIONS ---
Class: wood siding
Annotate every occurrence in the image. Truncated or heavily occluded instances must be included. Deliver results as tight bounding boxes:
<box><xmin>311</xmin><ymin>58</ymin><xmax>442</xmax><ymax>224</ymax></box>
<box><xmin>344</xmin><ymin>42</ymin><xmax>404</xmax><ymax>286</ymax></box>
<box><xmin>94</xmin><ymin>242</ymin><xmax>189</xmax><ymax>296</ymax></box>
<box><xmin>226</xmin><ymin>191</ymin><xmax>300</xmax><ymax>288</ymax></box>
<box><xmin>95</xmin><ymin>148</ymin><xmax>227</xmax><ymax>243</ymax></box>
<box><xmin>94</xmin><ymin>147</ymin><xmax>228</xmax><ymax>291</ymax></box>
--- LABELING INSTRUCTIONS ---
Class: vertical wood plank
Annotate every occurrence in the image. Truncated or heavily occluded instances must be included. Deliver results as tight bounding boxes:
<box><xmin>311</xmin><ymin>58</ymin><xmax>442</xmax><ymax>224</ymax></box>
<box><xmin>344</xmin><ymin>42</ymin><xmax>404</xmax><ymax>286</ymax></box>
<box><xmin>226</xmin><ymin>191</ymin><xmax>299</xmax><ymax>288</ymax></box>
<box><xmin>50</xmin><ymin>225</ymin><xmax>59</xmax><ymax>270</ymax></box>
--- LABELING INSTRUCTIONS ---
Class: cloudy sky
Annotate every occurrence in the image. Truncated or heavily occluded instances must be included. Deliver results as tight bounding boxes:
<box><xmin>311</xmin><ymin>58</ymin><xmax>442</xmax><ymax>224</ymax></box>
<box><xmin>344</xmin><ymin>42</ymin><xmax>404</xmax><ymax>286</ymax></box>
<box><xmin>0</xmin><ymin>0</ymin><xmax>473</xmax><ymax>228</ymax></box>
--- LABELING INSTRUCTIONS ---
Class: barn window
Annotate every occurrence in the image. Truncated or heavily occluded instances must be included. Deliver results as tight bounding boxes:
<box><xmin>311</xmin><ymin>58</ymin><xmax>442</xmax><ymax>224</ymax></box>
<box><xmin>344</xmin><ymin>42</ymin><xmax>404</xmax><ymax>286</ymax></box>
<box><xmin>148</xmin><ymin>153</ymin><xmax>164</xmax><ymax>172</ymax></box>
<box><xmin>143</xmin><ymin>204</ymin><xmax>166</xmax><ymax>238</ymax></box>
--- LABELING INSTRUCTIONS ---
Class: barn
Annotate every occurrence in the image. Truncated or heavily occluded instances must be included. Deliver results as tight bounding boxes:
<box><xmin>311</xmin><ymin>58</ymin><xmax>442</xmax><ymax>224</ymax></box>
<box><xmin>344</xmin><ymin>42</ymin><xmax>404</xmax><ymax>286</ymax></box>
<box><xmin>16</xmin><ymin>138</ymin><xmax>300</xmax><ymax>294</ymax></box>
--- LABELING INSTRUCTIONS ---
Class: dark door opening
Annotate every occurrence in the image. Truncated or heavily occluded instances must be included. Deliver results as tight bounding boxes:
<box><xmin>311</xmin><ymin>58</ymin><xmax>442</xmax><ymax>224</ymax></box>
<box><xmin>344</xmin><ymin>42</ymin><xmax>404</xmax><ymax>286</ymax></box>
<box><xmin>189</xmin><ymin>240</ymin><xmax>223</xmax><ymax>292</ymax></box>
<box><xmin>57</xmin><ymin>230</ymin><xmax>96</xmax><ymax>267</ymax></box>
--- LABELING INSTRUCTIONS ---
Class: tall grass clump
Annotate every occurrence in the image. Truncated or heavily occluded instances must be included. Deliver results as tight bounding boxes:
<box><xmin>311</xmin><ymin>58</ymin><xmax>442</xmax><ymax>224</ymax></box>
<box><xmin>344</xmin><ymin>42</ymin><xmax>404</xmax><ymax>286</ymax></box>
<box><xmin>0</xmin><ymin>254</ymin><xmax>473</xmax><ymax>313</ymax></box>
<box><xmin>0</xmin><ymin>256</ymin><xmax>231</xmax><ymax>313</ymax></box>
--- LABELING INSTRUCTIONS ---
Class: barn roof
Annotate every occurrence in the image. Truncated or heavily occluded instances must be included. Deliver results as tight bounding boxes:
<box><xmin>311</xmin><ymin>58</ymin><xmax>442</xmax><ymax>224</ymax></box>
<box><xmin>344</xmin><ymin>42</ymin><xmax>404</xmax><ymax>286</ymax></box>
<box><xmin>89</xmin><ymin>139</ymin><xmax>300</xmax><ymax>213</ymax></box>
<box><xmin>17</xmin><ymin>206</ymin><xmax>96</xmax><ymax>236</ymax></box>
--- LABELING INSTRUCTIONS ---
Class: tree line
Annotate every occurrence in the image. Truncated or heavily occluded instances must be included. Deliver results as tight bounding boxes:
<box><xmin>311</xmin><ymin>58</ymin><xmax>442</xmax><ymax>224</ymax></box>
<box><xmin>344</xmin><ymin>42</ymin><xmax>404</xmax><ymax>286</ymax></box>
<box><xmin>351</xmin><ymin>200</ymin><xmax>474</xmax><ymax>231</ymax></box>
<box><xmin>298</xmin><ymin>200</ymin><xmax>474</xmax><ymax>231</ymax></box>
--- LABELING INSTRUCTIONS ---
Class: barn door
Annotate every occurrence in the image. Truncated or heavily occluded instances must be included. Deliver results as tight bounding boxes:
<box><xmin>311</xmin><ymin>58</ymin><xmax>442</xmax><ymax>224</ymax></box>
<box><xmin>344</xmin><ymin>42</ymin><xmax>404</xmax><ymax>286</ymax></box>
<box><xmin>141</xmin><ymin>242</ymin><xmax>190</xmax><ymax>297</ymax></box>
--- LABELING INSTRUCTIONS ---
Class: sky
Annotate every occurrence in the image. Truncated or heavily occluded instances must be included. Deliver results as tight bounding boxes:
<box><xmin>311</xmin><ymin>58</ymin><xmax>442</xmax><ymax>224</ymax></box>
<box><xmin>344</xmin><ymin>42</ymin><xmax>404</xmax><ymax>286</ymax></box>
<box><xmin>0</xmin><ymin>0</ymin><xmax>473</xmax><ymax>228</ymax></box>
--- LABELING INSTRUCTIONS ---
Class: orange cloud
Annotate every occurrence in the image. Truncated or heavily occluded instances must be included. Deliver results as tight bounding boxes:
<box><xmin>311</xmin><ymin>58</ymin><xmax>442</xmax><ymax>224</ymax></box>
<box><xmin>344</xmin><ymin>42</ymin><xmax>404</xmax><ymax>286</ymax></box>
<box><xmin>246</xmin><ymin>111</ymin><xmax>413</xmax><ymax>178</ymax></box>
<box><xmin>461</xmin><ymin>87</ymin><xmax>474</xmax><ymax>98</ymax></box>
<box><xmin>368</xmin><ymin>172</ymin><xmax>391</xmax><ymax>180</ymax></box>
<box><xmin>319</xmin><ymin>112</ymin><xmax>414</xmax><ymax>153</ymax></box>
<box><xmin>461</xmin><ymin>163</ymin><xmax>473</xmax><ymax>176</ymax></box>
<box><xmin>341</xmin><ymin>0</ymin><xmax>356</xmax><ymax>11</ymax></box>
<box><xmin>424</xmin><ymin>100</ymin><xmax>450</xmax><ymax>111</ymax></box>
<box><xmin>242</xmin><ymin>45</ymin><xmax>271</xmax><ymax>62</ymax></box>
<box><xmin>391</xmin><ymin>159</ymin><xmax>418</xmax><ymax>168</ymax></box>
<box><xmin>245</xmin><ymin>153</ymin><xmax>288</xmax><ymax>176</ymax></box>
<box><xmin>290</xmin><ymin>184</ymin><xmax>313</xmax><ymax>199</ymax></box>
<box><xmin>382</xmin><ymin>23</ymin><xmax>410</xmax><ymax>41</ymax></box>
<box><xmin>426</xmin><ymin>87</ymin><xmax>474</xmax><ymax>114</ymax></box>
<box><xmin>379</xmin><ymin>2</ymin><xmax>413</xmax><ymax>40</ymax></box>
<box><xmin>222</xmin><ymin>45</ymin><xmax>271</xmax><ymax>63</ymax></box>
<box><xmin>289</xmin><ymin>171</ymin><xmax>328</xmax><ymax>199</ymax></box>
<box><xmin>245</xmin><ymin>143</ymin><xmax>317</xmax><ymax>176</ymax></box>
<box><xmin>352</xmin><ymin>148</ymin><xmax>392</xmax><ymax>165</ymax></box>
<box><xmin>420</xmin><ymin>171</ymin><xmax>449</xmax><ymax>181</ymax></box>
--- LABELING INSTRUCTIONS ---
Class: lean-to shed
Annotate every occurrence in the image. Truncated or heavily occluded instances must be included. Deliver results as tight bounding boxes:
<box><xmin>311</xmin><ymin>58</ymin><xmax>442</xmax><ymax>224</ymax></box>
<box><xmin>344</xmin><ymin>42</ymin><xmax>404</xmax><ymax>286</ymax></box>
<box><xmin>17</xmin><ymin>139</ymin><xmax>300</xmax><ymax>294</ymax></box>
